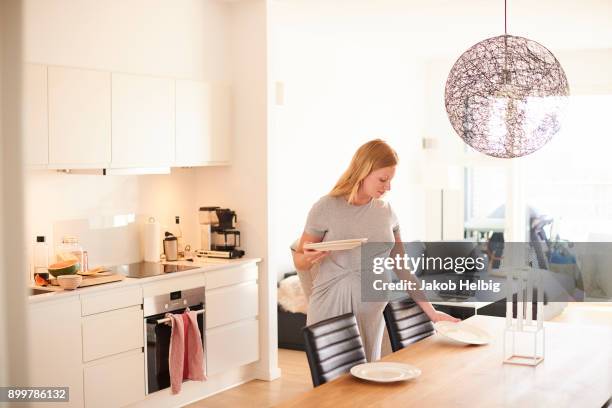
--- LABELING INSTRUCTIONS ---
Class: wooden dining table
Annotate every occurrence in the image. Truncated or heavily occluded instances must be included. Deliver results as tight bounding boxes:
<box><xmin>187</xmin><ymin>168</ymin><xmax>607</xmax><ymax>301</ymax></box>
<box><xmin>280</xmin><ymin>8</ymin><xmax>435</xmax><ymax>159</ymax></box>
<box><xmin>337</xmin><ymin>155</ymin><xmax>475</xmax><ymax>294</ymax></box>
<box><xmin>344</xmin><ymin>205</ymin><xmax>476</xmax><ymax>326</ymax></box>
<box><xmin>276</xmin><ymin>315</ymin><xmax>612</xmax><ymax>408</ymax></box>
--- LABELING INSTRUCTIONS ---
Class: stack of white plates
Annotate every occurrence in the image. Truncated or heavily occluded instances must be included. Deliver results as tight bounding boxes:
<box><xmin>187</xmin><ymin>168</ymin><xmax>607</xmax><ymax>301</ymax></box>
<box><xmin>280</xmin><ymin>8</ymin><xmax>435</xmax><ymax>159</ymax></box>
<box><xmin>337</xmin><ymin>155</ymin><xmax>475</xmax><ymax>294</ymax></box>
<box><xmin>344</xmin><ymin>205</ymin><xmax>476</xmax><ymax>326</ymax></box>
<box><xmin>303</xmin><ymin>238</ymin><xmax>368</xmax><ymax>251</ymax></box>
<box><xmin>350</xmin><ymin>362</ymin><xmax>421</xmax><ymax>383</ymax></box>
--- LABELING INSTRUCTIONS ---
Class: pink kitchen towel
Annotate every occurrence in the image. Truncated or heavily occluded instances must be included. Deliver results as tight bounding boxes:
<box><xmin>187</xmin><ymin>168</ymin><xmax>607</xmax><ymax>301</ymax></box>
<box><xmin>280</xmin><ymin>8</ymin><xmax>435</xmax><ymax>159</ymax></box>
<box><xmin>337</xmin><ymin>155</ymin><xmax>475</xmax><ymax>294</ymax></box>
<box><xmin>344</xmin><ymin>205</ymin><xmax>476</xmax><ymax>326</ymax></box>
<box><xmin>168</xmin><ymin>310</ymin><xmax>206</xmax><ymax>394</ymax></box>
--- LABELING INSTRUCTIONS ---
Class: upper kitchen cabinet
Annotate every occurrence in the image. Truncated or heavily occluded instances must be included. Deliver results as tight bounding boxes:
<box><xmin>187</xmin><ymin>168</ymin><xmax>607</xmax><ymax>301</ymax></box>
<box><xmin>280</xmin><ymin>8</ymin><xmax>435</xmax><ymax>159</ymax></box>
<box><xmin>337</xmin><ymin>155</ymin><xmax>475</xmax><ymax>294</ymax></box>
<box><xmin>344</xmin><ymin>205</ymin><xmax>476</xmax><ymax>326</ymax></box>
<box><xmin>23</xmin><ymin>64</ymin><xmax>48</xmax><ymax>167</ymax></box>
<box><xmin>48</xmin><ymin>67</ymin><xmax>112</xmax><ymax>168</ymax></box>
<box><xmin>176</xmin><ymin>80</ymin><xmax>232</xmax><ymax>166</ymax></box>
<box><xmin>111</xmin><ymin>73</ymin><xmax>175</xmax><ymax>168</ymax></box>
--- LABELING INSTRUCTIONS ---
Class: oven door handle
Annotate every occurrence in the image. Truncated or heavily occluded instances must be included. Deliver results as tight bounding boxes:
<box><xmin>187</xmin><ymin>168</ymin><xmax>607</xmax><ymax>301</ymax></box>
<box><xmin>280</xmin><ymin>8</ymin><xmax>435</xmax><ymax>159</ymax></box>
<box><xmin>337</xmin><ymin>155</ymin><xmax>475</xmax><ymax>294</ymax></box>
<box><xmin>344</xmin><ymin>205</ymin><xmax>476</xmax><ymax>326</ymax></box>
<box><xmin>155</xmin><ymin>308</ymin><xmax>205</xmax><ymax>325</ymax></box>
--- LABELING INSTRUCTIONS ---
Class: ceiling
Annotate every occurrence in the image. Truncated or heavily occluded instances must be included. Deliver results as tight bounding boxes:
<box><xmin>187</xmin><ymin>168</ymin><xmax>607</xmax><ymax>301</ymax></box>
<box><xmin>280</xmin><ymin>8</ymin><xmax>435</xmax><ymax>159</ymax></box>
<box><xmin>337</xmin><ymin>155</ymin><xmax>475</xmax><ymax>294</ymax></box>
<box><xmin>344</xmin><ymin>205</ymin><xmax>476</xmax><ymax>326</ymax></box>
<box><xmin>271</xmin><ymin>0</ymin><xmax>612</xmax><ymax>57</ymax></box>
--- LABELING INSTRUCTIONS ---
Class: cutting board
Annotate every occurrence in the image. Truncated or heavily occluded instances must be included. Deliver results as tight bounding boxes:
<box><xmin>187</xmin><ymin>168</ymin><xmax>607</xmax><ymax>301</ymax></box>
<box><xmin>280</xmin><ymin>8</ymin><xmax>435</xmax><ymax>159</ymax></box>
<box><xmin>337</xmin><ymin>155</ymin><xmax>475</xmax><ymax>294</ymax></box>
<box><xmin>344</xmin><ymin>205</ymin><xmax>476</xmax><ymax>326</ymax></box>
<box><xmin>50</xmin><ymin>273</ymin><xmax>124</xmax><ymax>288</ymax></box>
<box><xmin>79</xmin><ymin>273</ymin><xmax>124</xmax><ymax>287</ymax></box>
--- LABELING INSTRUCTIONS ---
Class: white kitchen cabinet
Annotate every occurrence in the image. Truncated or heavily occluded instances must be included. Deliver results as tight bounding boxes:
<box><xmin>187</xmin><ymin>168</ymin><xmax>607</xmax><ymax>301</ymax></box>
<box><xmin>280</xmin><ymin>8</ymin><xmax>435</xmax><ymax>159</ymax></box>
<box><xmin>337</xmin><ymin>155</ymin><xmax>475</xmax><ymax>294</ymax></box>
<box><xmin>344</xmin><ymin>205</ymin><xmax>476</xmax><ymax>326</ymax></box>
<box><xmin>206</xmin><ymin>264</ymin><xmax>258</xmax><ymax>289</ymax></box>
<box><xmin>175</xmin><ymin>80</ymin><xmax>232</xmax><ymax>166</ymax></box>
<box><xmin>81</xmin><ymin>285</ymin><xmax>142</xmax><ymax>316</ymax></box>
<box><xmin>204</xmin><ymin>263</ymin><xmax>259</xmax><ymax>376</ymax></box>
<box><xmin>28</xmin><ymin>298</ymin><xmax>84</xmax><ymax>407</ymax></box>
<box><xmin>111</xmin><ymin>73</ymin><xmax>175</xmax><ymax>167</ymax></box>
<box><xmin>48</xmin><ymin>66</ymin><xmax>111</xmax><ymax>167</ymax></box>
<box><xmin>82</xmin><ymin>305</ymin><xmax>143</xmax><ymax>362</ymax></box>
<box><xmin>23</xmin><ymin>63</ymin><xmax>48</xmax><ymax>167</ymax></box>
<box><xmin>206</xmin><ymin>281</ymin><xmax>258</xmax><ymax>329</ymax></box>
<box><xmin>84</xmin><ymin>349</ymin><xmax>145</xmax><ymax>408</ymax></box>
<box><xmin>27</xmin><ymin>260</ymin><xmax>261</xmax><ymax>408</ymax></box>
<box><xmin>206</xmin><ymin>319</ymin><xmax>259</xmax><ymax>376</ymax></box>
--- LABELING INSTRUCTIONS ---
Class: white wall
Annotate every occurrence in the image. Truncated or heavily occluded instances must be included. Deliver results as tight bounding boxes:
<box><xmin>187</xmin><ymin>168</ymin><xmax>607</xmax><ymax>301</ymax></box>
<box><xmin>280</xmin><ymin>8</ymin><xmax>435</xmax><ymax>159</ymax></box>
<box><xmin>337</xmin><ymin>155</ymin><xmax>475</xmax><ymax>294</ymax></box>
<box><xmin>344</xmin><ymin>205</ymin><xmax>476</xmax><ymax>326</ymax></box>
<box><xmin>22</xmin><ymin>0</ymin><xmax>233</xmax><ymax>277</ymax></box>
<box><xmin>194</xmin><ymin>0</ymin><xmax>277</xmax><ymax>380</ymax></box>
<box><xmin>268</xmin><ymin>0</ymin><xmax>427</xmax><ymax>280</ymax></box>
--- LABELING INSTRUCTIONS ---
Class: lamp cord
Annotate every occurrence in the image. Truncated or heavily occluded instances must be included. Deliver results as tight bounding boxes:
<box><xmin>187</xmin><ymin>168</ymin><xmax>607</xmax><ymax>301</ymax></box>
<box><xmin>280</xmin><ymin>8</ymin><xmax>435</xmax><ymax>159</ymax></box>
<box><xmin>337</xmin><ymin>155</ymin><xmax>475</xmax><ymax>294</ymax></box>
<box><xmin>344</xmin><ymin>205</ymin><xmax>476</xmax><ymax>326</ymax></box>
<box><xmin>504</xmin><ymin>0</ymin><xmax>507</xmax><ymax>35</ymax></box>
<box><xmin>503</xmin><ymin>0</ymin><xmax>508</xmax><ymax>84</ymax></box>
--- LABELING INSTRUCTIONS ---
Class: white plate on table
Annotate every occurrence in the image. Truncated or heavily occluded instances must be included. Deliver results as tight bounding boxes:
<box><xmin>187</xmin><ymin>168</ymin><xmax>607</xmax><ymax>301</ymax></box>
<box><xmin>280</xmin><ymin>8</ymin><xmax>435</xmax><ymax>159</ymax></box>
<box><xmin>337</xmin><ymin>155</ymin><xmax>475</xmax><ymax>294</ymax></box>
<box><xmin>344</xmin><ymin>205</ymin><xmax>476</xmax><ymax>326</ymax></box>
<box><xmin>350</xmin><ymin>362</ymin><xmax>421</xmax><ymax>383</ymax></box>
<box><xmin>303</xmin><ymin>238</ymin><xmax>368</xmax><ymax>251</ymax></box>
<box><xmin>434</xmin><ymin>321</ymin><xmax>491</xmax><ymax>345</ymax></box>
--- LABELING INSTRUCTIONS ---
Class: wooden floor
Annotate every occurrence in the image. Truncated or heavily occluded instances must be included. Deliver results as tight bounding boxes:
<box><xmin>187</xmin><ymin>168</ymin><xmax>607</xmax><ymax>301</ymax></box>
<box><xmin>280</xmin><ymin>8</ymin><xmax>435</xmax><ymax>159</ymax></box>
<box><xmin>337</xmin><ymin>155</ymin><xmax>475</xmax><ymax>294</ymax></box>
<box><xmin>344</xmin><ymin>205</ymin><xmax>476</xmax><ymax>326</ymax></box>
<box><xmin>186</xmin><ymin>349</ymin><xmax>311</xmax><ymax>408</ymax></box>
<box><xmin>188</xmin><ymin>302</ymin><xmax>612</xmax><ymax>407</ymax></box>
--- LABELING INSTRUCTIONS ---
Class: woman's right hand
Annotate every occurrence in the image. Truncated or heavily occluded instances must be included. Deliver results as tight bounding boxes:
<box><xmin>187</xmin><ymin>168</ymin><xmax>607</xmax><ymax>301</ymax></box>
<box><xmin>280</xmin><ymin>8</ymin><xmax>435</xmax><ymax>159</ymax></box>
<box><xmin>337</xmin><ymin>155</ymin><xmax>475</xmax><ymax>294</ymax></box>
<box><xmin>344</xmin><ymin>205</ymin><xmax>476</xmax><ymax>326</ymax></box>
<box><xmin>302</xmin><ymin>242</ymin><xmax>330</xmax><ymax>266</ymax></box>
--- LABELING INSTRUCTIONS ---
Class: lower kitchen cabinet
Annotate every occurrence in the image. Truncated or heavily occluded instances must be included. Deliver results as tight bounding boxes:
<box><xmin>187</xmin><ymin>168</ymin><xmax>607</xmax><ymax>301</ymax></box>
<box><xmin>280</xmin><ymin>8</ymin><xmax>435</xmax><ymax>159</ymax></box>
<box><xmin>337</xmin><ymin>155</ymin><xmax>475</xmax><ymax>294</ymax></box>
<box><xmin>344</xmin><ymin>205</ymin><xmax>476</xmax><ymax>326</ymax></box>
<box><xmin>206</xmin><ymin>318</ymin><xmax>259</xmax><ymax>376</ymax></box>
<box><xmin>84</xmin><ymin>349</ymin><xmax>145</xmax><ymax>408</ymax></box>
<box><xmin>28</xmin><ymin>298</ymin><xmax>84</xmax><ymax>407</ymax></box>
<box><xmin>81</xmin><ymin>305</ymin><xmax>143</xmax><ymax>362</ymax></box>
<box><xmin>206</xmin><ymin>281</ymin><xmax>258</xmax><ymax>329</ymax></box>
<box><xmin>27</xmin><ymin>260</ymin><xmax>262</xmax><ymax>407</ymax></box>
<box><xmin>204</xmin><ymin>263</ymin><xmax>260</xmax><ymax>376</ymax></box>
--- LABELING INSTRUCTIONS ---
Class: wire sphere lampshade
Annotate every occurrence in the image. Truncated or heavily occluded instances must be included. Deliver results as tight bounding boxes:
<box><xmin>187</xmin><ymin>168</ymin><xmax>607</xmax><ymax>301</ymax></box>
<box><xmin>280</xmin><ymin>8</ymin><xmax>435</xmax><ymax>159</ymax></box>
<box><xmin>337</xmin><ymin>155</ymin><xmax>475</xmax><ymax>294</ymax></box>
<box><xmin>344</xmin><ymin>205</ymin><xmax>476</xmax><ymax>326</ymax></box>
<box><xmin>444</xmin><ymin>35</ymin><xmax>569</xmax><ymax>158</ymax></box>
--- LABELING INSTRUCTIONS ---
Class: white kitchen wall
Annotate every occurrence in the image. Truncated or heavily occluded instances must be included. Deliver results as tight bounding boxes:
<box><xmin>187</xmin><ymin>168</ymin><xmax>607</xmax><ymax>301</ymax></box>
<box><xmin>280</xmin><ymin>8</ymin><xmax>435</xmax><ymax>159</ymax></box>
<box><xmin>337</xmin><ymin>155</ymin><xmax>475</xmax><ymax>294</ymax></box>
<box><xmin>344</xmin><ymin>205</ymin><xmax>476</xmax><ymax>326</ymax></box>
<box><xmin>268</xmin><ymin>0</ymin><xmax>427</xmax><ymax>280</ymax></box>
<box><xmin>194</xmin><ymin>0</ymin><xmax>278</xmax><ymax>380</ymax></box>
<box><xmin>22</xmin><ymin>0</ymin><xmax>233</xmax><ymax>277</ymax></box>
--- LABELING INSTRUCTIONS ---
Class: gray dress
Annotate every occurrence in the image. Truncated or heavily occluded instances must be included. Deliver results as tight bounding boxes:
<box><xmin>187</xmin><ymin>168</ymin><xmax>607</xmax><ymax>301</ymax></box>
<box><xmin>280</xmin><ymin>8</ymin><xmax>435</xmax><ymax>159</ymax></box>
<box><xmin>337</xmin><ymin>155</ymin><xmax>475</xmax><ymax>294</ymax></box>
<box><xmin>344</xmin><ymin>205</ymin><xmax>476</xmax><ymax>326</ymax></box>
<box><xmin>304</xmin><ymin>195</ymin><xmax>399</xmax><ymax>361</ymax></box>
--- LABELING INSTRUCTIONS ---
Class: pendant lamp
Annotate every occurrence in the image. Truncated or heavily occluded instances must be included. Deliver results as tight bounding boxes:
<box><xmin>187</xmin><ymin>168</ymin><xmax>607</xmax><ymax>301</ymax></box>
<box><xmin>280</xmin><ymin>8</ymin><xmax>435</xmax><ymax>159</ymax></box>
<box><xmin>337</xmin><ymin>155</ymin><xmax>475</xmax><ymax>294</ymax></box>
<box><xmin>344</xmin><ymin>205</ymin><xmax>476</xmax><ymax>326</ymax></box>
<box><xmin>444</xmin><ymin>0</ymin><xmax>569</xmax><ymax>158</ymax></box>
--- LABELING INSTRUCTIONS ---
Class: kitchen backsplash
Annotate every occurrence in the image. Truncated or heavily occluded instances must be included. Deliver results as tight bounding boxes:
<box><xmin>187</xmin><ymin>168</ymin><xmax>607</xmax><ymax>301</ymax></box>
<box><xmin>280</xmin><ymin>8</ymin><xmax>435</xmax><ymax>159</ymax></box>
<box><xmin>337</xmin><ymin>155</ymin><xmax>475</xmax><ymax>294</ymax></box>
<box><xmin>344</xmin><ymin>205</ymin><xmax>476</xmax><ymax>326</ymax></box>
<box><xmin>53</xmin><ymin>215</ymin><xmax>142</xmax><ymax>268</ymax></box>
<box><xmin>25</xmin><ymin>168</ymin><xmax>201</xmax><ymax>280</ymax></box>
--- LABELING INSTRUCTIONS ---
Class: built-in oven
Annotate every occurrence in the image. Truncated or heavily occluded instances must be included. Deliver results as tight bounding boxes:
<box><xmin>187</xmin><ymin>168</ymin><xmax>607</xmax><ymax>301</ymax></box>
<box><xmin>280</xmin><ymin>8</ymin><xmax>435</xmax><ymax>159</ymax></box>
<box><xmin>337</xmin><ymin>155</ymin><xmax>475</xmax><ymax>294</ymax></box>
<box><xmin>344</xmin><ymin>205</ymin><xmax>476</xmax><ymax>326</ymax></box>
<box><xmin>143</xmin><ymin>287</ymin><xmax>205</xmax><ymax>394</ymax></box>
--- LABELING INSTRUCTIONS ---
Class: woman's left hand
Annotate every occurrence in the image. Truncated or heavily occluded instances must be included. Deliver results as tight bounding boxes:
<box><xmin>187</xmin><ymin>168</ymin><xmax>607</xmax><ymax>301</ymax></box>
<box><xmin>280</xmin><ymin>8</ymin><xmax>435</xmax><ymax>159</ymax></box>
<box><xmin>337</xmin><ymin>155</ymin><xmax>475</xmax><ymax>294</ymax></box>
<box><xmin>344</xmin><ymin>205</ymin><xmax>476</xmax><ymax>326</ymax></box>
<box><xmin>429</xmin><ymin>311</ymin><xmax>460</xmax><ymax>323</ymax></box>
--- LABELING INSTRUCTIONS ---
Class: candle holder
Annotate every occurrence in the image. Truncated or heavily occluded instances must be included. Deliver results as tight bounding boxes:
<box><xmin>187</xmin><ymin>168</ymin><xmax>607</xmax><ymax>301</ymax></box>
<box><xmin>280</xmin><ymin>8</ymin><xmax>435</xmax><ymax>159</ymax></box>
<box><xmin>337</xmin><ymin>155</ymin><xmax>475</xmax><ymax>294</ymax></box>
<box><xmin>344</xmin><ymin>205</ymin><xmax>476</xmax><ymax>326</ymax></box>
<box><xmin>503</xmin><ymin>266</ymin><xmax>545</xmax><ymax>366</ymax></box>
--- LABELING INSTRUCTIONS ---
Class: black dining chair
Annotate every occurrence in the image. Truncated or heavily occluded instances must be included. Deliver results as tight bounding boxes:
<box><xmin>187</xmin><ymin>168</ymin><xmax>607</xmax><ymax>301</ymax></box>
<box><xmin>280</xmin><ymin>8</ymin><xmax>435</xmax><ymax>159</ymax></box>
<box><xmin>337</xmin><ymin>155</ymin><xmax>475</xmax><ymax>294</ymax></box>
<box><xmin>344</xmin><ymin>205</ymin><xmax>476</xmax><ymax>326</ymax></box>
<box><xmin>383</xmin><ymin>297</ymin><xmax>435</xmax><ymax>352</ymax></box>
<box><xmin>302</xmin><ymin>313</ymin><xmax>367</xmax><ymax>387</ymax></box>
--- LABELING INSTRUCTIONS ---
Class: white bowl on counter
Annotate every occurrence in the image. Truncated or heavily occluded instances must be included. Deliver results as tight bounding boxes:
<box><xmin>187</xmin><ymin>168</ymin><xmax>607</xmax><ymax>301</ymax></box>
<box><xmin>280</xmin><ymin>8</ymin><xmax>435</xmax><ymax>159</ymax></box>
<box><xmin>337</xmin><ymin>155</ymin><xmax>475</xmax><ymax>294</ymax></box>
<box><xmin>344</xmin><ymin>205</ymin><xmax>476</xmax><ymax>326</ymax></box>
<box><xmin>57</xmin><ymin>274</ymin><xmax>82</xmax><ymax>290</ymax></box>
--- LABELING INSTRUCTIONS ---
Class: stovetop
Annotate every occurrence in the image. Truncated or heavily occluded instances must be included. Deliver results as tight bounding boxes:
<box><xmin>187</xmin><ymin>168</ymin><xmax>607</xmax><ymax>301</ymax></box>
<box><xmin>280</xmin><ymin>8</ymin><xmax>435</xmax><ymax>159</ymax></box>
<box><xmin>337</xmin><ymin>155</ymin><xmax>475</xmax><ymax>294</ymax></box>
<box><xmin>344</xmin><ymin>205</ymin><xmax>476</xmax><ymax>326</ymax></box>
<box><xmin>113</xmin><ymin>262</ymin><xmax>199</xmax><ymax>279</ymax></box>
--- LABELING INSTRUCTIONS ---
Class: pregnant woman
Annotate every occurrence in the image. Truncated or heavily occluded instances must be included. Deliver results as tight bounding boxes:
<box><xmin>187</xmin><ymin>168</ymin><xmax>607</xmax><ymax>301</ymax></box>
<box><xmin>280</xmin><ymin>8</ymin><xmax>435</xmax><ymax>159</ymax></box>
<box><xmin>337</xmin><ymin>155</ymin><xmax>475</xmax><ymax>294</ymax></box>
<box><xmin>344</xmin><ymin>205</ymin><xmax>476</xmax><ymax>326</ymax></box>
<box><xmin>293</xmin><ymin>139</ymin><xmax>458</xmax><ymax>361</ymax></box>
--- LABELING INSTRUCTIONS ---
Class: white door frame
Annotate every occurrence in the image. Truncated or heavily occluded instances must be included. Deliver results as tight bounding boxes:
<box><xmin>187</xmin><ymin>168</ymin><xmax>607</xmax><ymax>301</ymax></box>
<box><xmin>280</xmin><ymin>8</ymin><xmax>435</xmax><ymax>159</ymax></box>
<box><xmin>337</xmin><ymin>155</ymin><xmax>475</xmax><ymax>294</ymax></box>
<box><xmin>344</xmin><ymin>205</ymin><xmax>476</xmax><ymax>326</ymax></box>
<box><xmin>0</xmin><ymin>0</ymin><xmax>29</xmax><ymax>389</ymax></box>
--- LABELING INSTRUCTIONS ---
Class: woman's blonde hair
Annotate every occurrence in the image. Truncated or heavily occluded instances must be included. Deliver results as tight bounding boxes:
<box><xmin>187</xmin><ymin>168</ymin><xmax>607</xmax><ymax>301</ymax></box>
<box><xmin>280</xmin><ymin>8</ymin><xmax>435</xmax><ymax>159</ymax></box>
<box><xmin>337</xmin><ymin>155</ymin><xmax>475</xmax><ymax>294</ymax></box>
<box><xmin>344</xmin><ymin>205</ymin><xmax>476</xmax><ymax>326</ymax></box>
<box><xmin>330</xmin><ymin>139</ymin><xmax>398</xmax><ymax>204</ymax></box>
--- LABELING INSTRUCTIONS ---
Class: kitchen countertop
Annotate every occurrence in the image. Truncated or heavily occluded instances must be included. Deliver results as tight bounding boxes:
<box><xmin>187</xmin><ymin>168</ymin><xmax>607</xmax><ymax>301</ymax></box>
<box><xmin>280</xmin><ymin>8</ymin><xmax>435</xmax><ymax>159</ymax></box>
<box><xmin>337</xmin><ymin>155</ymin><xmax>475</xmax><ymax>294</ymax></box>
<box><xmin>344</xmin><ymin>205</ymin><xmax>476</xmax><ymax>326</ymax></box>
<box><xmin>28</xmin><ymin>257</ymin><xmax>261</xmax><ymax>304</ymax></box>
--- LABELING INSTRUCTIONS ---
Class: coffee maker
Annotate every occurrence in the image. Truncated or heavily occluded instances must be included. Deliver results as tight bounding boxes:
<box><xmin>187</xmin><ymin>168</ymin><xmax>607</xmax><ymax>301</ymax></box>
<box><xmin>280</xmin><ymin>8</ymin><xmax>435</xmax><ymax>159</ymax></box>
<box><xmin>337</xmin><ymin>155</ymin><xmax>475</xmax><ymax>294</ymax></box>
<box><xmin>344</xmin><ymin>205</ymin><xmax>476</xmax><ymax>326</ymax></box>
<box><xmin>198</xmin><ymin>206</ymin><xmax>219</xmax><ymax>252</ymax></box>
<box><xmin>198</xmin><ymin>207</ymin><xmax>245</xmax><ymax>259</ymax></box>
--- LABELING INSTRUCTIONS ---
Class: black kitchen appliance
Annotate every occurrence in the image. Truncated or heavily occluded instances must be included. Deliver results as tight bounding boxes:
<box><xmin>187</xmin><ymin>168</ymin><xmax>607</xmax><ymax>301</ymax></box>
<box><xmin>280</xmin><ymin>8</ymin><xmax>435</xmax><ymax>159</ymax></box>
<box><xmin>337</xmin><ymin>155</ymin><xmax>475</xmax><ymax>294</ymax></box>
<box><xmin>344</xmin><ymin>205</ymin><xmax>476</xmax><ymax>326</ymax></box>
<box><xmin>144</xmin><ymin>287</ymin><xmax>205</xmax><ymax>394</ymax></box>
<box><xmin>114</xmin><ymin>262</ymin><xmax>198</xmax><ymax>278</ymax></box>
<box><xmin>200</xmin><ymin>208</ymin><xmax>245</xmax><ymax>259</ymax></box>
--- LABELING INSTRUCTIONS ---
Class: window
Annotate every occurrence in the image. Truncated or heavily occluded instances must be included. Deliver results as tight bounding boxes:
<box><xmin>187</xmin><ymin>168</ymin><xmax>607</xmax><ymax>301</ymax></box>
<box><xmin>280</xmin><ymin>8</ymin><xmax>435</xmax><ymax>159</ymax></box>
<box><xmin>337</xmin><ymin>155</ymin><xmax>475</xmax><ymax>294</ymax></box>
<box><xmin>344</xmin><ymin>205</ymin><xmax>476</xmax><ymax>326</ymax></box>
<box><xmin>523</xmin><ymin>95</ymin><xmax>612</xmax><ymax>241</ymax></box>
<box><xmin>464</xmin><ymin>95</ymin><xmax>612</xmax><ymax>242</ymax></box>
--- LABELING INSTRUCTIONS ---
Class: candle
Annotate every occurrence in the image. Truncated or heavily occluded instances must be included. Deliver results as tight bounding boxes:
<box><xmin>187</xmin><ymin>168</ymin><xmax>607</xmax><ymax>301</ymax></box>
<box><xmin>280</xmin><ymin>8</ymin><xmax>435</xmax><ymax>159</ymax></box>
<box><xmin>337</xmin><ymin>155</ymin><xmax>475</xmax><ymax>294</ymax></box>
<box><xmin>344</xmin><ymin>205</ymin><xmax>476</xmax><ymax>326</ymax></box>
<box><xmin>506</xmin><ymin>266</ymin><xmax>512</xmax><ymax>327</ymax></box>
<box><xmin>537</xmin><ymin>269</ymin><xmax>544</xmax><ymax>330</ymax></box>
<box><xmin>526</xmin><ymin>267</ymin><xmax>533</xmax><ymax>325</ymax></box>
<box><xmin>517</xmin><ymin>267</ymin><xmax>524</xmax><ymax>331</ymax></box>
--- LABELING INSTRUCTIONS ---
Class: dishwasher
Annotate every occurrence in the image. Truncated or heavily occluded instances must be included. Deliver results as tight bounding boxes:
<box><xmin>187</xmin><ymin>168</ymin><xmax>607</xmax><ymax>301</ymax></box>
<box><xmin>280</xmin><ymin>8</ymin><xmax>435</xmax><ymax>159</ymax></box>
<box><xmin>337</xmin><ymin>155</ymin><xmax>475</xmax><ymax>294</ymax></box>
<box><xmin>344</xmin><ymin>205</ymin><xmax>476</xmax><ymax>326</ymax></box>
<box><xmin>143</xmin><ymin>287</ymin><xmax>206</xmax><ymax>394</ymax></box>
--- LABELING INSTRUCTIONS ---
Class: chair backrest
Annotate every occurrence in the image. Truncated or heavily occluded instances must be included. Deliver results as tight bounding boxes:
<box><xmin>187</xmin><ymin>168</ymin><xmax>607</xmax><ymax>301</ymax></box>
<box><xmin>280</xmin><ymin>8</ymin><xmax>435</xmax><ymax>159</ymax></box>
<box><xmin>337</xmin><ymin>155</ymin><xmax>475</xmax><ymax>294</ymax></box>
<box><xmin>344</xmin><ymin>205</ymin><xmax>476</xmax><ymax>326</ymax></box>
<box><xmin>383</xmin><ymin>298</ymin><xmax>434</xmax><ymax>352</ymax></box>
<box><xmin>530</xmin><ymin>216</ymin><xmax>553</xmax><ymax>270</ymax></box>
<box><xmin>302</xmin><ymin>313</ymin><xmax>367</xmax><ymax>387</ymax></box>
